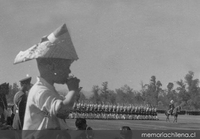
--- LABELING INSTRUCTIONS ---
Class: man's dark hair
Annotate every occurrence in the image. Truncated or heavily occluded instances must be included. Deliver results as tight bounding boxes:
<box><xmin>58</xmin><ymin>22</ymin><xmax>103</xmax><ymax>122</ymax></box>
<box><xmin>75</xmin><ymin>118</ymin><xmax>94</xmax><ymax>139</ymax></box>
<box><xmin>75</xmin><ymin>118</ymin><xmax>87</xmax><ymax>129</ymax></box>
<box><xmin>0</xmin><ymin>83</ymin><xmax>9</xmax><ymax>95</ymax></box>
<box><xmin>120</xmin><ymin>126</ymin><xmax>132</xmax><ymax>139</ymax></box>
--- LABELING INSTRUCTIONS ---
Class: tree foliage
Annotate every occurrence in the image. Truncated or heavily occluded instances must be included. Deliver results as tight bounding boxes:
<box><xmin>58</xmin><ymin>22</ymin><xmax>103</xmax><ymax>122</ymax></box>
<box><xmin>6</xmin><ymin>83</ymin><xmax>19</xmax><ymax>104</ymax></box>
<box><xmin>86</xmin><ymin>71</ymin><xmax>200</xmax><ymax>110</ymax></box>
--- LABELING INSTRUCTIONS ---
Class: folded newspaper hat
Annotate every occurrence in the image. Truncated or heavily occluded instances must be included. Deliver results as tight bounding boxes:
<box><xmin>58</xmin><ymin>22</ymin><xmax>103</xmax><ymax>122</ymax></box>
<box><xmin>14</xmin><ymin>24</ymin><xmax>78</xmax><ymax>64</ymax></box>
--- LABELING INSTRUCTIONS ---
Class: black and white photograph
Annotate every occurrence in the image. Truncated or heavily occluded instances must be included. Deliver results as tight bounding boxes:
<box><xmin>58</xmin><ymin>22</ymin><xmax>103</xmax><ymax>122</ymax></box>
<box><xmin>0</xmin><ymin>0</ymin><xmax>199</xmax><ymax>139</ymax></box>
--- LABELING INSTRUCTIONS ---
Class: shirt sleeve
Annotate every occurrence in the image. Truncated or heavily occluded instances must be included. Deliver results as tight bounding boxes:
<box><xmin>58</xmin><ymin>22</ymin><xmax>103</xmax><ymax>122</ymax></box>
<box><xmin>35</xmin><ymin>89</ymin><xmax>63</xmax><ymax>116</ymax></box>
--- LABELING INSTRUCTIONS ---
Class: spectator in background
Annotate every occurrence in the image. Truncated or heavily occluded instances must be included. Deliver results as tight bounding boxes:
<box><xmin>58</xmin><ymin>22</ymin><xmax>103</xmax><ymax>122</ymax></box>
<box><xmin>12</xmin><ymin>77</ymin><xmax>32</xmax><ymax>130</ymax></box>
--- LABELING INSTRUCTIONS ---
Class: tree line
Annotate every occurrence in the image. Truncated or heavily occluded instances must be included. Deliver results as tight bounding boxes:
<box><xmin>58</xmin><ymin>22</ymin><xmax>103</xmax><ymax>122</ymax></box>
<box><xmin>6</xmin><ymin>71</ymin><xmax>200</xmax><ymax>110</ymax></box>
<box><xmin>77</xmin><ymin>71</ymin><xmax>200</xmax><ymax>111</ymax></box>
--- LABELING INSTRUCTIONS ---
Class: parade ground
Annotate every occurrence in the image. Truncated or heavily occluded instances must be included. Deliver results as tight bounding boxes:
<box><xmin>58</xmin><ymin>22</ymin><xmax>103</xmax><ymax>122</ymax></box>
<box><xmin>66</xmin><ymin>114</ymin><xmax>200</xmax><ymax>130</ymax></box>
<box><xmin>1</xmin><ymin>114</ymin><xmax>199</xmax><ymax>139</ymax></box>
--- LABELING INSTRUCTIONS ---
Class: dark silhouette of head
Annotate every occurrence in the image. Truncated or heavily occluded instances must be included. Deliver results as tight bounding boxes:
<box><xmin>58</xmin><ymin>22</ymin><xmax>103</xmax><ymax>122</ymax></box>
<box><xmin>120</xmin><ymin>126</ymin><xmax>132</xmax><ymax>139</ymax></box>
<box><xmin>0</xmin><ymin>82</ymin><xmax>9</xmax><ymax>95</ymax></box>
<box><xmin>75</xmin><ymin>118</ymin><xmax>87</xmax><ymax>130</ymax></box>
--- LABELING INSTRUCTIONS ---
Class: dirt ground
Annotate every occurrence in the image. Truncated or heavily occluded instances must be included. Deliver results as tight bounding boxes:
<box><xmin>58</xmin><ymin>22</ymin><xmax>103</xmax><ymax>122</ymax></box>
<box><xmin>65</xmin><ymin>113</ymin><xmax>200</xmax><ymax>130</ymax></box>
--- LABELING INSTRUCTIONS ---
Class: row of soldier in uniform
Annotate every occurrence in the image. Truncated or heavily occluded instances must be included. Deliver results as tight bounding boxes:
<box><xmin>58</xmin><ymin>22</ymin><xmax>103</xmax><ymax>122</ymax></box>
<box><xmin>67</xmin><ymin>102</ymin><xmax>159</xmax><ymax>120</ymax></box>
<box><xmin>68</xmin><ymin>112</ymin><xmax>158</xmax><ymax>120</ymax></box>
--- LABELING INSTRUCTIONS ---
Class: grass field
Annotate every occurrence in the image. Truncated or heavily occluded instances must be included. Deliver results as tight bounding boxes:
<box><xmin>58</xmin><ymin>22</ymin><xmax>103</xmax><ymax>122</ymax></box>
<box><xmin>66</xmin><ymin>114</ymin><xmax>200</xmax><ymax>130</ymax></box>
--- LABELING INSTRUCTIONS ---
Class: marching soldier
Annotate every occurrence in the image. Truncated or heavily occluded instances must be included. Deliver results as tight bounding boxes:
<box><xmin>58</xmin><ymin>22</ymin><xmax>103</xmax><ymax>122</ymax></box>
<box><xmin>72</xmin><ymin>101</ymin><xmax>77</xmax><ymax>112</ymax></box>
<box><xmin>97</xmin><ymin>103</ymin><xmax>102</xmax><ymax>112</ymax></box>
<box><xmin>108</xmin><ymin>103</ymin><xmax>113</xmax><ymax>114</ymax></box>
<box><xmin>101</xmin><ymin>102</ymin><xmax>105</xmax><ymax>114</ymax></box>
<box><xmin>135</xmin><ymin>106</ymin><xmax>139</xmax><ymax>119</ymax></box>
<box><xmin>77</xmin><ymin>102</ymin><xmax>81</xmax><ymax>113</ymax></box>
<box><xmin>119</xmin><ymin>104</ymin><xmax>123</xmax><ymax>114</ymax></box>
<box><xmin>116</xmin><ymin>103</ymin><xmax>120</xmax><ymax>115</ymax></box>
<box><xmin>89</xmin><ymin>102</ymin><xmax>93</xmax><ymax>113</ymax></box>
<box><xmin>86</xmin><ymin>102</ymin><xmax>90</xmax><ymax>114</ymax></box>
<box><xmin>127</xmin><ymin>105</ymin><xmax>131</xmax><ymax>115</ymax></box>
<box><xmin>112</xmin><ymin>104</ymin><xmax>116</xmax><ymax>114</ymax></box>
<box><xmin>149</xmin><ymin>107</ymin><xmax>153</xmax><ymax>120</ymax></box>
<box><xmin>141</xmin><ymin>106</ymin><xmax>145</xmax><ymax>120</ymax></box>
<box><xmin>138</xmin><ymin>106</ymin><xmax>142</xmax><ymax>120</ymax></box>
<box><xmin>122</xmin><ymin>105</ymin><xmax>126</xmax><ymax>115</ymax></box>
<box><xmin>105</xmin><ymin>103</ymin><xmax>109</xmax><ymax>115</ymax></box>
<box><xmin>144</xmin><ymin>106</ymin><xmax>148</xmax><ymax>120</ymax></box>
<box><xmin>131</xmin><ymin>105</ymin><xmax>135</xmax><ymax>119</ymax></box>
<box><xmin>153</xmin><ymin>106</ymin><xmax>158</xmax><ymax>120</ymax></box>
<box><xmin>94</xmin><ymin>103</ymin><xmax>98</xmax><ymax>112</ymax></box>
<box><xmin>13</xmin><ymin>77</ymin><xmax>32</xmax><ymax>130</ymax></box>
<box><xmin>80</xmin><ymin>101</ymin><xmax>85</xmax><ymax>113</ymax></box>
<box><xmin>146</xmin><ymin>107</ymin><xmax>150</xmax><ymax>120</ymax></box>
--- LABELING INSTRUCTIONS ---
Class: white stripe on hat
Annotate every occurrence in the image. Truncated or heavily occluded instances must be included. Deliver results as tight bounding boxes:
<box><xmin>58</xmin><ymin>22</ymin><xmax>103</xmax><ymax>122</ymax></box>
<box><xmin>47</xmin><ymin>33</ymin><xmax>56</xmax><ymax>43</ymax></box>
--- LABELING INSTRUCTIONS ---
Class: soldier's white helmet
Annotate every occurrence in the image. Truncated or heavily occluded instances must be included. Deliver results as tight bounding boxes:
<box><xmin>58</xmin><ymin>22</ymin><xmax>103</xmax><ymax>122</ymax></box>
<box><xmin>170</xmin><ymin>100</ymin><xmax>174</xmax><ymax>104</ymax></box>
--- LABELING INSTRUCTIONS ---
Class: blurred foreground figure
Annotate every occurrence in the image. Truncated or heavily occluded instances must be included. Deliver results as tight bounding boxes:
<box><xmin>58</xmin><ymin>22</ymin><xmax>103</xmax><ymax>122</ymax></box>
<box><xmin>14</xmin><ymin>24</ymin><xmax>81</xmax><ymax>139</ymax></box>
<box><xmin>116</xmin><ymin>126</ymin><xmax>132</xmax><ymax>139</ymax></box>
<box><xmin>75</xmin><ymin>118</ymin><xmax>94</xmax><ymax>139</ymax></box>
<box><xmin>12</xmin><ymin>77</ymin><xmax>32</xmax><ymax>130</ymax></box>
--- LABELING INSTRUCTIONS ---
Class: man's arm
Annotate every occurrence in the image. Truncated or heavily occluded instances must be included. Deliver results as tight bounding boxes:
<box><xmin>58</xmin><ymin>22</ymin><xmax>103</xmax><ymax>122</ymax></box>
<box><xmin>58</xmin><ymin>77</ymin><xmax>81</xmax><ymax>114</ymax></box>
<box><xmin>18</xmin><ymin>94</ymin><xmax>26</xmax><ymax>126</ymax></box>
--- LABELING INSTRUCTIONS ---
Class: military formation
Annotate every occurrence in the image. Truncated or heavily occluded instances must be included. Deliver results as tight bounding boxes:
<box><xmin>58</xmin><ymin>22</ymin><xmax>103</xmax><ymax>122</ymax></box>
<box><xmin>68</xmin><ymin>102</ymin><xmax>159</xmax><ymax>120</ymax></box>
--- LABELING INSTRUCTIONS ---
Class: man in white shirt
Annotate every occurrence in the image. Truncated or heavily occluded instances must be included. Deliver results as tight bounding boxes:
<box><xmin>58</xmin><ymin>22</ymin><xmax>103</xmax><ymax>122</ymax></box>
<box><xmin>14</xmin><ymin>24</ymin><xmax>82</xmax><ymax>139</ymax></box>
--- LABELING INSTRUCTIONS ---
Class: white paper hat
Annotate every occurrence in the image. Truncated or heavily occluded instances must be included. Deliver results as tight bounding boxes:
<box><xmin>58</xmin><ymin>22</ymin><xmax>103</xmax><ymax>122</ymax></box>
<box><xmin>14</xmin><ymin>24</ymin><xmax>78</xmax><ymax>64</ymax></box>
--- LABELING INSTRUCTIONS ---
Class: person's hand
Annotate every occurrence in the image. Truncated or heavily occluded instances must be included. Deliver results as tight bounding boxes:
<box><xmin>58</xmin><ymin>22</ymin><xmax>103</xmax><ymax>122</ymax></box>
<box><xmin>75</xmin><ymin>87</ymin><xmax>83</xmax><ymax>101</ymax></box>
<box><xmin>66</xmin><ymin>76</ymin><xmax>80</xmax><ymax>91</ymax></box>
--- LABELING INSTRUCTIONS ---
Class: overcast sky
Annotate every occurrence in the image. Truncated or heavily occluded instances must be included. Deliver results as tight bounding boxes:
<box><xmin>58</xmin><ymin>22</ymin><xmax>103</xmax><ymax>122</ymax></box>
<box><xmin>1</xmin><ymin>0</ymin><xmax>200</xmax><ymax>93</ymax></box>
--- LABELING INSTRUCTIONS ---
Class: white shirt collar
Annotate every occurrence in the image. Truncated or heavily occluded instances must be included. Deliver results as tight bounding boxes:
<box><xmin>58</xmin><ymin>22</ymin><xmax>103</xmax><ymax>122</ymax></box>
<box><xmin>36</xmin><ymin>76</ymin><xmax>56</xmax><ymax>92</ymax></box>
